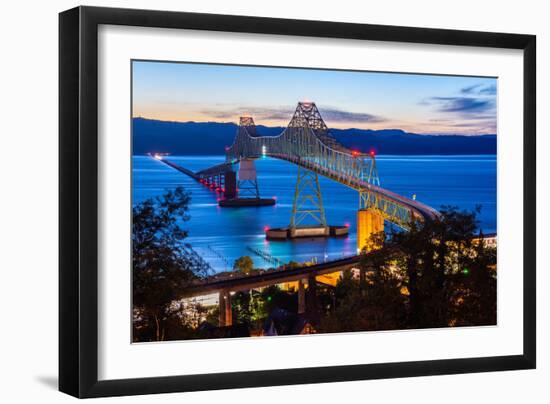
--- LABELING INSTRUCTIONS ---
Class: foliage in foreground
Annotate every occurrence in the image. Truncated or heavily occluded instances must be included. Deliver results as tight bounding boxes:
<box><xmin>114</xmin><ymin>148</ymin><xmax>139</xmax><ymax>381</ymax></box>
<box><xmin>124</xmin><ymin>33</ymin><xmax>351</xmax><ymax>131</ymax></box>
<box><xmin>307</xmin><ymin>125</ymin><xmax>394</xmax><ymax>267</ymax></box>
<box><xmin>317</xmin><ymin>206</ymin><xmax>497</xmax><ymax>333</ymax></box>
<box><xmin>132</xmin><ymin>187</ymin><xmax>210</xmax><ymax>342</ymax></box>
<box><xmin>133</xmin><ymin>199</ymin><xmax>496</xmax><ymax>341</ymax></box>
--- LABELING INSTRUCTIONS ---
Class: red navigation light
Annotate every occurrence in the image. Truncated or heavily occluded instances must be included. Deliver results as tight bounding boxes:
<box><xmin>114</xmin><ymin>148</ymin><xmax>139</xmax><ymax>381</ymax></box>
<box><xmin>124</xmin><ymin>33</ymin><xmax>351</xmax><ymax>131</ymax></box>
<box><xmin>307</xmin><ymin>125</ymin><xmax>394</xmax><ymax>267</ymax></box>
<box><xmin>369</xmin><ymin>149</ymin><xmax>376</xmax><ymax>157</ymax></box>
<box><xmin>351</xmin><ymin>150</ymin><xmax>360</xmax><ymax>157</ymax></box>
<box><xmin>344</xmin><ymin>222</ymin><xmax>350</xmax><ymax>228</ymax></box>
<box><xmin>264</xmin><ymin>225</ymin><xmax>270</xmax><ymax>232</ymax></box>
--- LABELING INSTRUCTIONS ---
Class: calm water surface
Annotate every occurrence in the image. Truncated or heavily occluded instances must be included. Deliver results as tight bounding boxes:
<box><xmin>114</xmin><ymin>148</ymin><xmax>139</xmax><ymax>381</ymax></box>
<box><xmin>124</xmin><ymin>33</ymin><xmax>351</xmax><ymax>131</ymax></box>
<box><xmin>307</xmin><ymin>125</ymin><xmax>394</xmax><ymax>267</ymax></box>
<box><xmin>133</xmin><ymin>155</ymin><xmax>496</xmax><ymax>272</ymax></box>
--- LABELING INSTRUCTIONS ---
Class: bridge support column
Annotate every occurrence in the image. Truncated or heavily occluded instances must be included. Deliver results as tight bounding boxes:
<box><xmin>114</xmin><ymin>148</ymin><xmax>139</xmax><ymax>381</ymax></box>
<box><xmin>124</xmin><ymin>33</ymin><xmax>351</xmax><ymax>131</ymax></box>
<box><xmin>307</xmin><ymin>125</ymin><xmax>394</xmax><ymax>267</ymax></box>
<box><xmin>297</xmin><ymin>279</ymin><xmax>306</xmax><ymax>314</ymax></box>
<box><xmin>357</xmin><ymin>208</ymin><xmax>384</xmax><ymax>253</ymax></box>
<box><xmin>290</xmin><ymin>166</ymin><xmax>328</xmax><ymax>236</ymax></box>
<box><xmin>218</xmin><ymin>290</ymin><xmax>232</xmax><ymax>327</ymax></box>
<box><xmin>224</xmin><ymin>171</ymin><xmax>237</xmax><ymax>199</ymax></box>
<box><xmin>238</xmin><ymin>158</ymin><xmax>260</xmax><ymax>199</ymax></box>
<box><xmin>306</xmin><ymin>274</ymin><xmax>319</xmax><ymax>323</ymax></box>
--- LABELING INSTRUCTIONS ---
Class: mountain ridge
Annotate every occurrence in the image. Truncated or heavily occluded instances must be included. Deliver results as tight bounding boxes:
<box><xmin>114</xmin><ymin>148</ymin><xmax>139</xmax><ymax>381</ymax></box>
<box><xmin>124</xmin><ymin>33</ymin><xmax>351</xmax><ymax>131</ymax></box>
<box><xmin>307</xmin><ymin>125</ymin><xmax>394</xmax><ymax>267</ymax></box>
<box><xmin>132</xmin><ymin>117</ymin><xmax>496</xmax><ymax>155</ymax></box>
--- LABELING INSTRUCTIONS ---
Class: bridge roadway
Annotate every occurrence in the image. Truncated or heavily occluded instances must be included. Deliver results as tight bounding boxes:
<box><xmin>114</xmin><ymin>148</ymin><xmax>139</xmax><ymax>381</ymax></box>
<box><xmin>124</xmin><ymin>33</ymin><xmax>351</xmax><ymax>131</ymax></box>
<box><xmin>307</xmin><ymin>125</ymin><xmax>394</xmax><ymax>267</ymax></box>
<box><xmin>181</xmin><ymin>254</ymin><xmax>361</xmax><ymax>298</ymax></box>
<box><xmin>151</xmin><ymin>153</ymin><xmax>234</xmax><ymax>182</ymax></box>
<box><xmin>154</xmin><ymin>157</ymin><xmax>199</xmax><ymax>180</ymax></box>
<box><xmin>158</xmin><ymin>150</ymin><xmax>440</xmax><ymax>223</ymax></box>
<box><xmin>267</xmin><ymin>152</ymin><xmax>441</xmax><ymax>222</ymax></box>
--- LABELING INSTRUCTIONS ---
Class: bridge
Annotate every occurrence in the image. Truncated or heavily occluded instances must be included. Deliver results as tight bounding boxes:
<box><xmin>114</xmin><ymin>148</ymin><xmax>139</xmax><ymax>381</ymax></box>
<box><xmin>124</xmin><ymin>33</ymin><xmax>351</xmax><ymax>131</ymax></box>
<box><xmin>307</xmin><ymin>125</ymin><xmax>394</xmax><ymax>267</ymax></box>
<box><xmin>225</xmin><ymin>102</ymin><xmax>440</xmax><ymax>250</ymax></box>
<box><xmin>156</xmin><ymin>101</ymin><xmax>440</xmax><ymax>252</ymax></box>
<box><xmin>184</xmin><ymin>255</ymin><xmax>361</xmax><ymax>327</ymax></box>
<box><xmin>153</xmin><ymin>101</ymin><xmax>442</xmax><ymax>328</ymax></box>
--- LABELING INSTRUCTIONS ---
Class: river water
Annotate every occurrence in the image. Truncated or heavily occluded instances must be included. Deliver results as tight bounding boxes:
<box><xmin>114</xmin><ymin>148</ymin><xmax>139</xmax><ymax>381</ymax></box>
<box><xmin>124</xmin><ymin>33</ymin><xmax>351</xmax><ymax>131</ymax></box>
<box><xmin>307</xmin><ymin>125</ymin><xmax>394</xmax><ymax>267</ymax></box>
<box><xmin>133</xmin><ymin>155</ymin><xmax>496</xmax><ymax>272</ymax></box>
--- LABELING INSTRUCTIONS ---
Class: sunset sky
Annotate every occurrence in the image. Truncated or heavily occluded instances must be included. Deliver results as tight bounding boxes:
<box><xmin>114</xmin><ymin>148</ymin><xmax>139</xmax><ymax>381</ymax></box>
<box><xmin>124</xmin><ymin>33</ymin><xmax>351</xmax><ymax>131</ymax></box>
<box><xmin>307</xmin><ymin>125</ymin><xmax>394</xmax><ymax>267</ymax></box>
<box><xmin>132</xmin><ymin>60</ymin><xmax>497</xmax><ymax>135</ymax></box>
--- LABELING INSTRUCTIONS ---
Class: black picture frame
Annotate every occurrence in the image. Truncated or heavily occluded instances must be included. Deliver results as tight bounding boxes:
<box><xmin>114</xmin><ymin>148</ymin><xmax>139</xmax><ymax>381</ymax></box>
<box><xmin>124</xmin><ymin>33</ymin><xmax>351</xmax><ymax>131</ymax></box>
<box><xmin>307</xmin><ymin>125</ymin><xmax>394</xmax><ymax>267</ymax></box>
<box><xmin>59</xmin><ymin>6</ymin><xmax>536</xmax><ymax>398</ymax></box>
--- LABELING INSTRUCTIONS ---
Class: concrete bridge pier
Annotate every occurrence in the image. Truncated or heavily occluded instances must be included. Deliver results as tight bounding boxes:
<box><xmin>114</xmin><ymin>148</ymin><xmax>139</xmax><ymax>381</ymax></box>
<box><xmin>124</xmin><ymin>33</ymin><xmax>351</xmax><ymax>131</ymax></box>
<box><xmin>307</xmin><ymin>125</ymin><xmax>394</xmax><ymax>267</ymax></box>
<box><xmin>218</xmin><ymin>290</ymin><xmax>232</xmax><ymax>327</ymax></box>
<box><xmin>357</xmin><ymin>208</ymin><xmax>384</xmax><ymax>253</ymax></box>
<box><xmin>218</xmin><ymin>159</ymin><xmax>275</xmax><ymax>207</ymax></box>
<box><xmin>238</xmin><ymin>158</ymin><xmax>260</xmax><ymax>199</ymax></box>
<box><xmin>224</xmin><ymin>171</ymin><xmax>237</xmax><ymax>199</ymax></box>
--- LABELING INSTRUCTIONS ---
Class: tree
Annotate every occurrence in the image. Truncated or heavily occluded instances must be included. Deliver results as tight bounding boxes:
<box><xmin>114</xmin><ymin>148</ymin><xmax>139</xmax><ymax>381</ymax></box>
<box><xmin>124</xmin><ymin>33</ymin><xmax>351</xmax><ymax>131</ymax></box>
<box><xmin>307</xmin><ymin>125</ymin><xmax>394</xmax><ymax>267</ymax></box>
<box><xmin>448</xmin><ymin>231</ymin><xmax>497</xmax><ymax>326</ymax></box>
<box><xmin>231</xmin><ymin>291</ymin><xmax>253</xmax><ymax>326</ymax></box>
<box><xmin>233</xmin><ymin>256</ymin><xmax>254</xmax><ymax>274</ymax></box>
<box><xmin>318</xmin><ymin>244</ymin><xmax>406</xmax><ymax>333</ymax></box>
<box><xmin>318</xmin><ymin>206</ymin><xmax>496</xmax><ymax>333</ymax></box>
<box><xmin>232</xmin><ymin>285</ymin><xmax>297</xmax><ymax>332</ymax></box>
<box><xmin>385</xmin><ymin>206</ymin><xmax>496</xmax><ymax>329</ymax></box>
<box><xmin>286</xmin><ymin>261</ymin><xmax>302</xmax><ymax>269</ymax></box>
<box><xmin>132</xmin><ymin>187</ymin><xmax>210</xmax><ymax>342</ymax></box>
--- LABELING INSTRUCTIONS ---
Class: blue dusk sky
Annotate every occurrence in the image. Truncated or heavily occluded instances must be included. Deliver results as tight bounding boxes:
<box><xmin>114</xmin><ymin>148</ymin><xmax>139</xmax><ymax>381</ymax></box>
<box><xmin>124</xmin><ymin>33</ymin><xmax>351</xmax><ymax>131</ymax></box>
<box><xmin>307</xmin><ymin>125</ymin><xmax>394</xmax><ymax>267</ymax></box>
<box><xmin>132</xmin><ymin>61</ymin><xmax>497</xmax><ymax>135</ymax></box>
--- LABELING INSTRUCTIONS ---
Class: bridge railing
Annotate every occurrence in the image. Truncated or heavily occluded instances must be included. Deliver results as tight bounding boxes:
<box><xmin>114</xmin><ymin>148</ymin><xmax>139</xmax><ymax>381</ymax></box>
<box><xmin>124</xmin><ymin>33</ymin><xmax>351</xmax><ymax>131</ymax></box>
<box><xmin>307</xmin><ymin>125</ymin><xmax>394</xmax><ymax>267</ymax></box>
<box><xmin>227</xmin><ymin>125</ymin><xmax>426</xmax><ymax>227</ymax></box>
<box><xmin>227</xmin><ymin>125</ymin><xmax>380</xmax><ymax>185</ymax></box>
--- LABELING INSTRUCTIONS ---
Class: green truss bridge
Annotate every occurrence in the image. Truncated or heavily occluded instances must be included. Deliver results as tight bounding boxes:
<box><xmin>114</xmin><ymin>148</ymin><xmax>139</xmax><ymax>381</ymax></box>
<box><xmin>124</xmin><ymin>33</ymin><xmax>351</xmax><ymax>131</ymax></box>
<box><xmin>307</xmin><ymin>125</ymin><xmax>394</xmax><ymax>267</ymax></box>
<box><xmin>161</xmin><ymin>102</ymin><xmax>440</xmax><ymax>251</ymax></box>
<box><xmin>226</xmin><ymin>102</ymin><xmax>440</xmax><ymax>249</ymax></box>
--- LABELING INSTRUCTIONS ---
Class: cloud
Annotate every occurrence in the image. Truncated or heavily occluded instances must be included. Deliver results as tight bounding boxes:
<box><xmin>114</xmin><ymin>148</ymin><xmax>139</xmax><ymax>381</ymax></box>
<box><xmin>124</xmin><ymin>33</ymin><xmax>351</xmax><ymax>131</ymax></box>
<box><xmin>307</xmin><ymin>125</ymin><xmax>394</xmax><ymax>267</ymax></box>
<box><xmin>460</xmin><ymin>83</ymin><xmax>497</xmax><ymax>95</ymax></box>
<box><xmin>202</xmin><ymin>110</ymin><xmax>237</xmax><ymax>120</ymax></box>
<box><xmin>478</xmin><ymin>84</ymin><xmax>497</xmax><ymax>95</ymax></box>
<box><xmin>202</xmin><ymin>105</ymin><xmax>385</xmax><ymax>124</ymax></box>
<box><xmin>319</xmin><ymin>108</ymin><xmax>385</xmax><ymax>123</ymax></box>
<box><xmin>419</xmin><ymin>93</ymin><xmax>496</xmax><ymax>134</ymax></box>
<box><xmin>460</xmin><ymin>84</ymin><xmax>482</xmax><ymax>94</ymax></box>
<box><xmin>426</xmin><ymin>97</ymin><xmax>495</xmax><ymax>114</ymax></box>
<box><xmin>247</xmin><ymin>107</ymin><xmax>295</xmax><ymax>120</ymax></box>
<box><xmin>448</xmin><ymin>120</ymin><xmax>496</xmax><ymax>129</ymax></box>
<box><xmin>201</xmin><ymin>106</ymin><xmax>292</xmax><ymax>121</ymax></box>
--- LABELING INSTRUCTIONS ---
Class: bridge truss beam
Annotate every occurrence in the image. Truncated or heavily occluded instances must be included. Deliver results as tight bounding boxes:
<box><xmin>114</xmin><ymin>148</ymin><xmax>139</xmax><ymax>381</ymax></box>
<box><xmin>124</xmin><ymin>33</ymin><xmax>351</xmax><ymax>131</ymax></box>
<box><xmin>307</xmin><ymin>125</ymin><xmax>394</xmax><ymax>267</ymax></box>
<box><xmin>290</xmin><ymin>166</ymin><xmax>327</xmax><ymax>229</ymax></box>
<box><xmin>237</xmin><ymin>158</ymin><xmax>261</xmax><ymax>199</ymax></box>
<box><xmin>225</xmin><ymin>102</ymin><xmax>440</xmax><ymax>229</ymax></box>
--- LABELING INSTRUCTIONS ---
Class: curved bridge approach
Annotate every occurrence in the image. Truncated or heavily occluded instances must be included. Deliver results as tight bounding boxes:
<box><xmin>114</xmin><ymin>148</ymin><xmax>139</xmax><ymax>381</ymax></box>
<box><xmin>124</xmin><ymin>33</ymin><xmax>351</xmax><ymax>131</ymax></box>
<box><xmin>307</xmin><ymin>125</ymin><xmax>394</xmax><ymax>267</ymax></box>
<box><xmin>225</xmin><ymin>102</ymin><xmax>440</xmax><ymax>238</ymax></box>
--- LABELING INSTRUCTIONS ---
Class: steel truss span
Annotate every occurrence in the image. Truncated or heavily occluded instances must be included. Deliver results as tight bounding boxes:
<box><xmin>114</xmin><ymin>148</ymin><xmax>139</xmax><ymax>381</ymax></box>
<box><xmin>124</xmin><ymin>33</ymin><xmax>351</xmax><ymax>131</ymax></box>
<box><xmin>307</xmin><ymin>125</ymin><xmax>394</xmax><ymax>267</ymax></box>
<box><xmin>226</xmin><ymin>102</ymin><xmax>440</xmax><ymax>229</ymax></box>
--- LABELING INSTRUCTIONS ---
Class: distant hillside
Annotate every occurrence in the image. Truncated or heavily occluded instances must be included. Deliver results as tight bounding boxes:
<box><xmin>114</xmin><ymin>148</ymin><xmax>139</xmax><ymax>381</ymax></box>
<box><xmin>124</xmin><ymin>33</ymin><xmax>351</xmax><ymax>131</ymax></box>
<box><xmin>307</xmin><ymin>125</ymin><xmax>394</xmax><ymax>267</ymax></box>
<box><xmin>332</xmin><ymin>128</ymin><xmax>496</xmax><ymax>155</ymax></box>
<box><xmin>132</xmin><ymin>118</ymin><xmax>496</xmax><ymax>155</ymax></box>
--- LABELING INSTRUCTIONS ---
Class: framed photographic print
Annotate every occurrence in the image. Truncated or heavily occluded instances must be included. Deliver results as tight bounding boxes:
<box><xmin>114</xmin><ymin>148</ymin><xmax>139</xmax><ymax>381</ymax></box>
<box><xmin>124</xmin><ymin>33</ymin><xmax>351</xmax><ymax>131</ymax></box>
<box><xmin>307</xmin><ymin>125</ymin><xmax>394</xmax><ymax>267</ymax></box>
<box><xmin>59</xmin><ymin>6</ymin><xmax>536</xmax><ymax>398</ymax></box>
